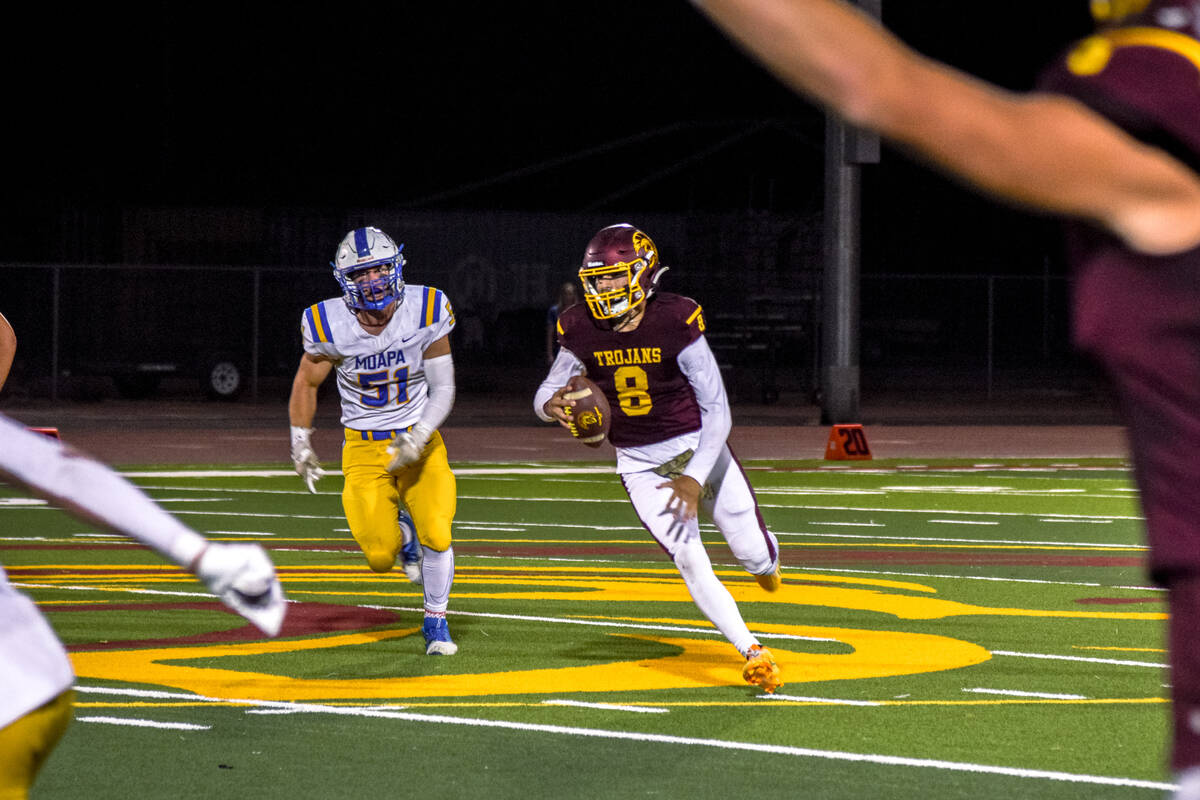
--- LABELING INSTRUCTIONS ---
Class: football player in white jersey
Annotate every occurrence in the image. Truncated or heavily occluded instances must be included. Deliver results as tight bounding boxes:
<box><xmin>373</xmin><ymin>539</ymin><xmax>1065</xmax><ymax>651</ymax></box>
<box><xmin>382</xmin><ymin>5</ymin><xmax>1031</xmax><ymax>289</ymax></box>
<box><xmin>288</xmin><ymin>226</ymin><xmax>460</xmax><ymax>655</ymax></box>
<box><xmin>0</xmin><ymin>351</ymin><xmax>285</xmax><ymax>796</ymax></box>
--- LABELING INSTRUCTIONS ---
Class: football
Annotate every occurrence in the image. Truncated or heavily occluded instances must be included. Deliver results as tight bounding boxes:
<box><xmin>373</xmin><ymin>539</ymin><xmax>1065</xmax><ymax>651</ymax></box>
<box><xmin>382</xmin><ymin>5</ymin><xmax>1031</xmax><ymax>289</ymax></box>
<box><xmin>564</xmin><ymin>375</ymin><xmax>610</xmax><ymax>447</ymax></box>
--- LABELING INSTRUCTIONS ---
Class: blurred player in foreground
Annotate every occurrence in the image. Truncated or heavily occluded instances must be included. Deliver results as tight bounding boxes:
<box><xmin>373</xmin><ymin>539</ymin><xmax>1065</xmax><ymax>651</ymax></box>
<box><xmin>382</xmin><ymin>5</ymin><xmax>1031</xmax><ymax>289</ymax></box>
<box><xmin>289</xmin><ymin>226</ymin><xmax>460</xmax><ymax>654</ymax></box>
<box><xmin>691</xmin><ymin>0</ymin><xmax>1200</xmax><ymax>790</ymax></box>
<box><xmin>534</xmin><ymin>223</ymin><xmax>784</xmax><ymax>692</ymax></box>
<box><xmin>0</xmin><ymin>418</ymin><xmax>285</xmax><ymax>798</ymax></box>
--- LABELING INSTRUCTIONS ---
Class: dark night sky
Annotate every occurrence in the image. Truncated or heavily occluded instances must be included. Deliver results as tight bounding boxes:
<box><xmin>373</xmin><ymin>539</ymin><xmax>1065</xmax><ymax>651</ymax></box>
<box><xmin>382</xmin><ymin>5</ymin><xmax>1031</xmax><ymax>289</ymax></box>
<box><xmin>6</xmin><ymin>2</ymin><xmax>1094</xmax><ymax>271</ymax></box>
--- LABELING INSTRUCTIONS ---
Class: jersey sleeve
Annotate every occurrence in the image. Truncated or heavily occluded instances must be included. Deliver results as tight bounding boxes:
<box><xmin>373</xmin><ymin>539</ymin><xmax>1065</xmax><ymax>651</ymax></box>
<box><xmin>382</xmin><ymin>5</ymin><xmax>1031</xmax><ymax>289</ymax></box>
<box><xmin>301</xmin><ymin>301</ymin><xmax>340</xmax><ymax>360</ymax></box>
<box><xmin>416</xmin><ymin>286</ymin><xmax>456</xmax><ymax>343</ymax></box>
<box><xmin>681</xmin><ymin>298</ymin><xmax>706</xmax><ymax>346</ymax></box>
<box><xmin>555</xmin><ymin>309</ymin><xmax>571</xmax><ymax>349</ymax></box>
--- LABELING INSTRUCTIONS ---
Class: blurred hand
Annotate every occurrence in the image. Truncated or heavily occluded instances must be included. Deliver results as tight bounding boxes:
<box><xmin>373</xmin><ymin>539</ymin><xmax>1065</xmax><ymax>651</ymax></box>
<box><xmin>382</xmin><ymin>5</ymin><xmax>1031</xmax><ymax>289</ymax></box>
<box><xmin>194</xmin><ymin>542</ymin><xmax>286</xmax><ymax>636</ymax></box>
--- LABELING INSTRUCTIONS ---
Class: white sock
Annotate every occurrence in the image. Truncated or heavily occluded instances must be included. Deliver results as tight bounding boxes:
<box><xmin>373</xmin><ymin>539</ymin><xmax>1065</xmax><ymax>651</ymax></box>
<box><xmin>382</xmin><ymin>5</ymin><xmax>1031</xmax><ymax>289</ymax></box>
<box><xmin>674</xmin><ymin>538</ymin><xmax>758</xmax><ymax>656</ymax></box>
<box><xmin>421</xmin><ymin>545</ymin><xmax>454</xmax><ymax>613</ymax></box>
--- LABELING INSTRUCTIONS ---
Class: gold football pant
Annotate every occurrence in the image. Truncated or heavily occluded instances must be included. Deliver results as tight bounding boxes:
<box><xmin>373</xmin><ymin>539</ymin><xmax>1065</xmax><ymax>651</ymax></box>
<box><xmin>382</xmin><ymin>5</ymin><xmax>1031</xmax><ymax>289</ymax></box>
<box><xmin>0</xmin><ymin>690</ymin><xmax>74</xmax><ymax>800</ymax></box>
<box><xmin>342</xmin><ymin>429</ymin><xmax>456</xmax><ymax>573</ymax></box>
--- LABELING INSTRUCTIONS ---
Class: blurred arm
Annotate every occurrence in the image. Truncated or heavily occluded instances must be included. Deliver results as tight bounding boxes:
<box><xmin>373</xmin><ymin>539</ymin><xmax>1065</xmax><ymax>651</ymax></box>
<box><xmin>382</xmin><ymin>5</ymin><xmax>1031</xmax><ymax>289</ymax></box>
<box><xmin>0</xmin><ymin>414</ymin><xmax>285</xmax><ymax>635</ymax></box>
<box><xmin>691</xmin><ymin>0</ymin><xmax>1200</xmax><ymax>254</ymax></box>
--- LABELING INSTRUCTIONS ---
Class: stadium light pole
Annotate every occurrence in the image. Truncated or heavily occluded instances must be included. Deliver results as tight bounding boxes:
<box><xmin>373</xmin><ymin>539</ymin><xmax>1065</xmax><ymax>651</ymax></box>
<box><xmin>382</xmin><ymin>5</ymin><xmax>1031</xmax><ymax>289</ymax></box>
<box><xmin>821</xmin><ymin>0</ymin><xmax>881</xmax><ymax>425</ymax></box>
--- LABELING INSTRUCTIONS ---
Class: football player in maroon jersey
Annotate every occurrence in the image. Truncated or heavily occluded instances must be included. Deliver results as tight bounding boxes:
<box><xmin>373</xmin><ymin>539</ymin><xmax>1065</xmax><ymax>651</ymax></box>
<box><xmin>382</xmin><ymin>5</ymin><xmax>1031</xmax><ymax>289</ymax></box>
<box><xmin>692</xmin><ymin>0</ymin><xmax>1200</xmax><ymax>790</ymax></box>
<box><xmin>534</xmin><ymin>223</ymin><xmax>784</xmax><ymax>693</ymax></box>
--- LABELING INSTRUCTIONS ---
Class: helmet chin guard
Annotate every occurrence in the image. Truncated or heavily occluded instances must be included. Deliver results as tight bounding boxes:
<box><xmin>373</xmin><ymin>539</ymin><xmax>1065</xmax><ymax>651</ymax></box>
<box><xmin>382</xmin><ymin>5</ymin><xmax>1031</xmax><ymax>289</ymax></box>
<box><xmin>578</xmin><ymin>223</ymin><xmax>666</xmax><ymax>322</ymax></box>
<box><xmin>332</xmin><ymin>226</ymin><xmax>406</xmax><ymax>311</ymax></box>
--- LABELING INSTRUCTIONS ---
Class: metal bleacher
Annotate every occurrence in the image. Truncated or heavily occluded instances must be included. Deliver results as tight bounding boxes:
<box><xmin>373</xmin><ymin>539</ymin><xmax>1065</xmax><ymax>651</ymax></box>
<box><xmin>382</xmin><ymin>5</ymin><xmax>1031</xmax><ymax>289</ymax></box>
<box><xmin>706</xmin><ymin>292</ymin><xmax>814</xmax><ymax>404</ymax></box>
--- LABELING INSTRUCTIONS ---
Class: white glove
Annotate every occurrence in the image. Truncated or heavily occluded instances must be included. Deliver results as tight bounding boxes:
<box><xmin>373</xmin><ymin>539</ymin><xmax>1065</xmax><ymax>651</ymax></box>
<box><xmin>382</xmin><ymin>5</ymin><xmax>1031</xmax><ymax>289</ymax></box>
<box><xmin>386</xmin><ymin>423</ymin><xmax>433</xmax><ymax>474</ymax></box>
<box><xmin>290</xmin><ymin>426</ymin><xmax>325</xmax><ymax>493</ymax></box>
<box><xmin>194</xmin><ymin>542</ymin><xmax>287</xmax><ymax>636</ymax></box>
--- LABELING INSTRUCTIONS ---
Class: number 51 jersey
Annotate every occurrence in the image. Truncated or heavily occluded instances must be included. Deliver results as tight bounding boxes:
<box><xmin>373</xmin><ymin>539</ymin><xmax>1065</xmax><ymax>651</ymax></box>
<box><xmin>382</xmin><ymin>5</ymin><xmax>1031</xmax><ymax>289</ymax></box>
<box><xmin>301</xmin><ymin>285</ymin><xmax>455</xmax><ymax>430</ymax></box>
<box><xmin>556</xmin><ymin>293</ymin><xmax>706</xmax><ymax>449</ymax></box>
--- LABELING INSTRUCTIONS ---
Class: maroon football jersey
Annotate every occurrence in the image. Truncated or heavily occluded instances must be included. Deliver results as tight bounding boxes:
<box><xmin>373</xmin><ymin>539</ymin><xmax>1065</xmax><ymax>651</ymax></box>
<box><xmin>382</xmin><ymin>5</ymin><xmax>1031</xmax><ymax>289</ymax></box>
<box><xmin>1039</xmin><ymin>30</ymin><xmax>1200</xmax><ymax>173</ymax></box>
<box><xmin>557</xmin><ymin>293</ymin><xmax>707</xmax><ymax>448</ymax></box>
<box><xmin>1040</xmin><ymin>31</ymin><xmax>1200</xmax><ymax>577</ymax></box>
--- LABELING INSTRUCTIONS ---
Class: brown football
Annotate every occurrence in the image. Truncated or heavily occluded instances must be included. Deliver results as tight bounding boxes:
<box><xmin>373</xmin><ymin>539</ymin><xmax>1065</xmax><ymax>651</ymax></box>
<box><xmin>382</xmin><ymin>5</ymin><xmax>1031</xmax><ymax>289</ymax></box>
<box><xmin>564</xmin><ymin>375</ymin><xmax>611</xmax><ymax>447</ymax></box>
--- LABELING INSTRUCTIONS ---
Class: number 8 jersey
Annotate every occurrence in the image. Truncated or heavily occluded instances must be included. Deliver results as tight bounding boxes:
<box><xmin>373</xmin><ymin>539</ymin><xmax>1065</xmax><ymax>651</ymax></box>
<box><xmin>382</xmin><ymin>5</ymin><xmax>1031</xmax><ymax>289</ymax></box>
<box><xmin>555</xmin><ymin>293</ymin><xmax>705</xmax><ymax>449</ymax></box>
<box><xmin>300</xmin><ymin>285</ymin><xmax>456</xmax><ymax>431</ymax></box>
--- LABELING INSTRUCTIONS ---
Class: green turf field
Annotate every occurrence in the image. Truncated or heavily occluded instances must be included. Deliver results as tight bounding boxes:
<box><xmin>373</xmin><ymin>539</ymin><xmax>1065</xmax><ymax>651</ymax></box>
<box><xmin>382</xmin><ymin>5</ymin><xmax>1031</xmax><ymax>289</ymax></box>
<box><xmin>2</xmin><ymin>457</ymin><xmax>1173</xmax><ymax>798</ymax></box>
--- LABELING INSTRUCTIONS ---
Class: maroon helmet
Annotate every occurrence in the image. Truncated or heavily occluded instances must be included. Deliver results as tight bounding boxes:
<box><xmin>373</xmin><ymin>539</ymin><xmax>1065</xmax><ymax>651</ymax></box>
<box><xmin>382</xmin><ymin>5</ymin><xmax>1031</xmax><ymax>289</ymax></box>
<box><xmin>578</xmin><ymin>224</ymin><xmax>667</xmax><ymax>321</ymax></box>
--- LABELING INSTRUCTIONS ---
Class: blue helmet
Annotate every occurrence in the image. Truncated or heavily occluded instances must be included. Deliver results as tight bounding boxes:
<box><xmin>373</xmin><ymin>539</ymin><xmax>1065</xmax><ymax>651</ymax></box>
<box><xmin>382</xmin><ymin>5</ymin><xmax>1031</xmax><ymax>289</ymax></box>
<box><xmin>331</xmin><ymin>226</ymin><xmax>406</xmax><ymax>311</ymax></box>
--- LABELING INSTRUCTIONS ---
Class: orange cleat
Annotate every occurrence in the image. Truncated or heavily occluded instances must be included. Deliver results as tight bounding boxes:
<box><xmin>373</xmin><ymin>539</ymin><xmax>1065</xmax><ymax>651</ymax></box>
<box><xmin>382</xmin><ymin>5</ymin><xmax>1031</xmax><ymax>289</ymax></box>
<box><xmin>743</xmin><ymin>645</ymin><xmax>783</xmax><ymax>693</ymax></box>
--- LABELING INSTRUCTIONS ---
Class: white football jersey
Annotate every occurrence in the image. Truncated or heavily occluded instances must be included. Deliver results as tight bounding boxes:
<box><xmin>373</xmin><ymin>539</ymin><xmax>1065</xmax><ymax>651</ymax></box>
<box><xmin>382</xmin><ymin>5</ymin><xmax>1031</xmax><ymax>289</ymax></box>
<box><xmin>0</xmin><ymin>564</ymin><xmax>74</xmax><ymax>727</ymax></box>
<box><xmin>301</xmin><ymin>284</ymin><xmax>456</xmax><ymax>430</ymax></box>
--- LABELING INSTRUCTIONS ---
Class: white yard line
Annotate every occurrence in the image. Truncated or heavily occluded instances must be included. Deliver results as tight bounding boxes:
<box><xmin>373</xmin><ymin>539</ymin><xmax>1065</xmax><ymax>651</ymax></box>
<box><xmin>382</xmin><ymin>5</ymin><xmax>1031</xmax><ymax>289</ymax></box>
<box><xmin>962</xmin><ymin>688</ymin><xmax>1088</xmax><ymax>700</ymax></box>
<box><xmin>992</xmin><ymin>651</ymin><xmax>1166</xmax><ymax>669</ymax></box>
<box><xmin>784</xmin><ymin>566</ymin><xmax>1159</xmax><ymax>591</ymax></box>
<box><xmin>361</xmin><ymin>605</ymin><xmax>836</xmax><ymax>644</ymax></box>
<box><xmin>762</xmin><ymin>503</ymin><xmax>1144</xmax><ymax>521</ymax></box>
<box><xmin>115</xmin><ymin>467</ymin><xmax>615</xmax><ymax>479</ymax></box>
<box><xmin>760</xmin><ymin>695</ymin><xmax>883</xmax><ymax>706</ymax></box>
<box><xmin>71</xmin><ymin>686</ymin><xmax>1174</xmax><ymax>792</ymax></box>
<box><xmin>542</xmin><ymin>699</ymin><xmax>669</xmax><ymax>714</ymax></box>
<box><xmin>773</xmin><ymin>531</ymin><xmax>1143</xmax><ymax>549</ymax></box>
<box><xmin>76</xmin><ymin>715</ymin><xmax>211</xmax><ymax>731</ymax></box>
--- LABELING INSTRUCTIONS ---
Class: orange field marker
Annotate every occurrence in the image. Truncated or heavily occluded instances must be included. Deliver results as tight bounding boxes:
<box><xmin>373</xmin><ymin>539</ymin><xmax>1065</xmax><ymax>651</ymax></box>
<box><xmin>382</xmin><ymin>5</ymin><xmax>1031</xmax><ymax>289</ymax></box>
<box><xmin>825</xmin><ymin>424</ymin><xmax>872</xmax><ymax>460</ymax></box>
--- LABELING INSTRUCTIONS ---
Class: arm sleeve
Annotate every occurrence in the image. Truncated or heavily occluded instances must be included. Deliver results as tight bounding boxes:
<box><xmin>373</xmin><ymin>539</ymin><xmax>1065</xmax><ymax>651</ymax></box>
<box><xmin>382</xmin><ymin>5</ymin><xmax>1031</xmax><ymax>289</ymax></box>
<box><xmin>676</xmin><ymin>335</ymin><xmax>731</xmax><ymax>485</ymax></box>
<box><xmin>416</xmin><ymin>352</ymin><xmax>455</xmax><ymax>433</ymax></box>
<box><xmin>0</xmin><ymin>414</ymin><xmax>208</xmax><ymax>569</ymax></box>
<box><xmin>533</xmin><ymin>347</ymin><xmax>585</xmax><ymax>422</ymax></box>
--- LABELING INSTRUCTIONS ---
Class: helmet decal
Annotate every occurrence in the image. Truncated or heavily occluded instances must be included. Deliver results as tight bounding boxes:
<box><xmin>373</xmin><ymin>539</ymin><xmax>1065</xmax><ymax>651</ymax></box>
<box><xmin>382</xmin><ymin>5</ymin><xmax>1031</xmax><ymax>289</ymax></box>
<box><xmin>578</xmin><ymin>223</ymin><xmax>667</xmax><ymax>322</ymax></box>
<box><xmin>353</xmin><ymin>228</ymin><xmax>374</xmax><ymax>258</ymax></box>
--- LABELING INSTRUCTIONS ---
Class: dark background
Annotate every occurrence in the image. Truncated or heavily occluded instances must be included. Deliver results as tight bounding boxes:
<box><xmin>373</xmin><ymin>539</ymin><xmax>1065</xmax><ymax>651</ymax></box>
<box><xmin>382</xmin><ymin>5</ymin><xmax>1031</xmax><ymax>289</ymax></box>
<box><xmin>0</xmin><ymin>2</ymin><xmax>1110</xmax><ymax>411</ymax></box>
<box><xmin>6</xmin><ymin>1</ymin><xmax>1094</xmax><ymax>271</ymax></box>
